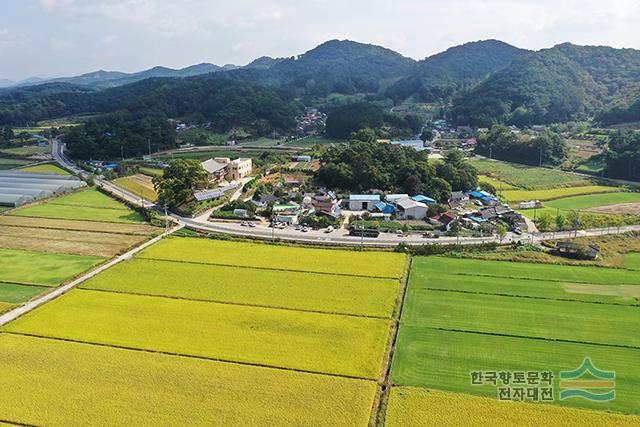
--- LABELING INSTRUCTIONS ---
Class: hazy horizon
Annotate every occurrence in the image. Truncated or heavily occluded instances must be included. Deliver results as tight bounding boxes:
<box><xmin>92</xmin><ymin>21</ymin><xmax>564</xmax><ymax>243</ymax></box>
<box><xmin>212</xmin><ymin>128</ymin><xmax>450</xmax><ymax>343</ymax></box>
<box><xmin>1</xmin><ymin>0</ymin><xmax>639</xmax><ymax>81</ymax></box>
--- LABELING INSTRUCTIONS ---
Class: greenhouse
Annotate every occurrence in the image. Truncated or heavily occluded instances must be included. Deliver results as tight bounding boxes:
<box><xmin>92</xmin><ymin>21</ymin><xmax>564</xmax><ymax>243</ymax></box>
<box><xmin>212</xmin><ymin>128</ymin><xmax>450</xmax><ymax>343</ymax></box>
<box><xmin>0</xmin><ymin>171</ymin><xmax>86</xmax><ymax>207</ymax></box>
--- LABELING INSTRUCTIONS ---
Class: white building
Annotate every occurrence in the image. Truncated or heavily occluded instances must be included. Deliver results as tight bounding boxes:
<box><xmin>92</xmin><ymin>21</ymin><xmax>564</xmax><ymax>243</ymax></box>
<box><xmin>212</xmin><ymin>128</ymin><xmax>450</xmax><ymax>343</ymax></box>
<box><xmin>394</xmin><ymin>198</ymin><xmax>429</xmax><ymax>220</ymax></box>
<box><xmin>348</xmin><ymin>194</ymin><xmax>381</xmax><ymax>211</ymax></box>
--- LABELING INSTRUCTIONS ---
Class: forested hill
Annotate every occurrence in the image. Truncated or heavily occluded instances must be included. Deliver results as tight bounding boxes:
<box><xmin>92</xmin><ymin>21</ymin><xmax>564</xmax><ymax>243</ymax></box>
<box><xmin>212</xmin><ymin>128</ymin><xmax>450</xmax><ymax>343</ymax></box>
<box><xmin>451</xmin><ymin>43</ymin><xmax>640</xmax><ymax>126</ymax></box>
<box><xmin>385</xmin><ymin>40</ymin><xmax>528</xmax><ymax>102</ymax></box>
<box><xmin>230</xmin><ymin>39</ymin><xmax>417</xmax><ymax>98</ymax></box>
<box><xmin>0</xmin><ymin>75</ymin><xmax>300</xmax><ymax>132</ymax></box>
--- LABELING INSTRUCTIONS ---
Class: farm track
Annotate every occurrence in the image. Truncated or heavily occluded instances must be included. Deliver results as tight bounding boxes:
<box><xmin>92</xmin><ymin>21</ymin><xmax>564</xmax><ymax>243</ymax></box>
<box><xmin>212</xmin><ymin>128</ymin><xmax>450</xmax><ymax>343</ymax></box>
<box><xmin>137</xmin><ymin>256</ymin><xmax>404</xmax><ymax>280</ymax></box>
<box><xmin>371</xmin><ymin>257</ymin><xmax>413</xmax><ymax>426</ymax></box>
<box><xmin>79</xmin><ymin>287</ymin><xmax>392</xmax><ymax>320</ymax></box>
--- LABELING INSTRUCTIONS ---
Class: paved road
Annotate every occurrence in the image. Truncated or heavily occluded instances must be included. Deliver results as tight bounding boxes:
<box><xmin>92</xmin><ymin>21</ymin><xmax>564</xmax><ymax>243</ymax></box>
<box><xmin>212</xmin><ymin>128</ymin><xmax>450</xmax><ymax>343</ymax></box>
<box><xmin>0</xmin><ymin>224</ymin><xmax>184</xmax><ymax>327</ymax></box>
<box><xmin>52</xmin><ymin>140</ymin><xmax>640</xmax><ymax>247</ymax></box>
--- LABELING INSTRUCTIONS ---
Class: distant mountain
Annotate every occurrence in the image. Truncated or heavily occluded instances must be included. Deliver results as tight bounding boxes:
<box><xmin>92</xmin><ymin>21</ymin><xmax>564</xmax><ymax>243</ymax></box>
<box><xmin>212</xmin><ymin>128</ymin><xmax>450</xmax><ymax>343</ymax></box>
<box><xmin>451</xmin><ymin>43</ymin><xmax>640</xmax><ymax>126</ymax></box>
<box><xmin>7</xmin><ymin>63</ymin><xmax>238</xmax><ymax>89</ymax></box>
<box><xmin>0</xmin><ymin>79</ymin><xmax>14</xmax><ymax>89</ymax></box>
<box><xmin>231</xmin><ymin>40</ymin><xmax>417</xmax><ymax>97</ymax></box>
<box><xmin>386</xmin><ymin>40</ymin><xmax>528</xmax><ymax>102</ymax></box>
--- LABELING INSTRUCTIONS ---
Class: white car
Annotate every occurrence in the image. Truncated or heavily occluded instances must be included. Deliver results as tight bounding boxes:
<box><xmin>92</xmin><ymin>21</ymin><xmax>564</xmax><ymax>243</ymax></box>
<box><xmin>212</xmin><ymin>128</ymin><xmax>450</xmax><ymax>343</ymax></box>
<box><xmin>240</xmin><ymin>221</ymin><xmax>249</xmax><ymax>227</ymax></box>
<box><xmin>248</xmin><ymin>222</ymin><xmax>256</xmax><ymax>228</ymax></box>
<box><xmin>325</xmin><ymin>226</ymin><xmax>334</xmax><ymax>233</ymax></box>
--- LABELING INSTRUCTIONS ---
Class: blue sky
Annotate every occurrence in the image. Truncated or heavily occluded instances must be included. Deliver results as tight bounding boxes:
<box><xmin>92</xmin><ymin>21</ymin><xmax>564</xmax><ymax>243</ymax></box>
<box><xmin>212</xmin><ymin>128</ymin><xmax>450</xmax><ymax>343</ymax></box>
<box><xmin>1</xmin><ymin>0</ymin><xmax>639</xmax><ymax>80</ymax></box>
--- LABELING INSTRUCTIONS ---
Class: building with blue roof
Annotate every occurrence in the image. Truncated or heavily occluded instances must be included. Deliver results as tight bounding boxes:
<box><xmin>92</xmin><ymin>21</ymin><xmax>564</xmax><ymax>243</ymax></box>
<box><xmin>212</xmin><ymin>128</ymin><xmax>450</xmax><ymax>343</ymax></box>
<box><xmin>374</xmin><ymin>201</ymin><xmax>396</xmax><ymax>214</ymax></box>
<box><xmin>412</xmin><ymin>195</ymin><xmax>436</xmax><ymax>205</ymax></box>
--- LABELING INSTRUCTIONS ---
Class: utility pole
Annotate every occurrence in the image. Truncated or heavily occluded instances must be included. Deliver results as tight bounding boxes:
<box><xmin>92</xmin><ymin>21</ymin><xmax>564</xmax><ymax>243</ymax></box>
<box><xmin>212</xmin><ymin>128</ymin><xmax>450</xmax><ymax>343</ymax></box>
<box><xmin>271</xmin><ymin>214</ymin><xmax>275</xmax><ymax>242</ymax></box>
<box><xmin>539</xmin><ymin>144</ymin><xmax>543</xmax><ymax>167</ymax></box>
<box><xmin>361</xmin><ymin>215</ymin><xmax>365</xmax><ymax>250</ymax></box>
<box><xmin>148</xmin><ymin>139</ymin><xmax>152</xmax><ymax>158</ymax></box>
<box><xmin>121</xmin><ymin>145</ymin><xmax>124</xmax><ymax>161</ymax></box>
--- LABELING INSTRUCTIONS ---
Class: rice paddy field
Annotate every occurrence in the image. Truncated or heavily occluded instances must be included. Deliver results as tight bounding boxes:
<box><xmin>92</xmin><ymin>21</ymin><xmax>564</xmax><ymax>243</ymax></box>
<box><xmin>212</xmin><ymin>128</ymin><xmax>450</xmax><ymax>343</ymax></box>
<box><xmin>9</xmin><ymin>188</ymin><xmax>146</xmax><ymax>223</ymax></box>
<box><xmin>0</xmin><ymin>334</ymin><xmax>376</xmax><ymax>426</ymax></box>
<box><xmin>0</xmin><ymin>248</ymin><xmax>103</xmax><ymax>286</ymax></box>
<box><xmin>391</xmin><ymin>256</ymin><xmax>640</xmax><ymax>416</ymax></box>
<box><xmin>18</xmin><ymin>163</ymin><xmax>69</xmax><ymax>174</ymax></box>
<box><xmin>80</xmin><ymin>258</ymin><xmax>399</xmax><ymax>317</ymax></box>
<box><xmin>472</xmin><ymin>159</ymin><xmax>593</xmax><ymax>190</ymax></box>
<box><xmin>624</xmin><ymin>252</ymin><xmax>640</xmax><ymax>270</ymax></box>
<box><xmin>0</xmin><ymin>237</ymin><xmax>406</xmax><ymax>425</ymax></box>
<box><xmin>139</xmin><ymin>237</ymin><xmax>406</xmax><ymax>278</ymax></box>
<box><xmin>0</xmin><ymin>187</ymin><xmax>157</xmax><ymax>313</ymax></box>
<box><xmin>500</xmin><ymin>185</ymin><xmax>620</xmax><ymax>203</ymax></box>
<box><xmin>113</xmin><ymin>174</ymin><xmax>157</xmax><ymax>201</ymax></box>
<box><xmin>385</xmin><ymin>387</ymin><xmax>639</xmax><ymax>426</ymax></box>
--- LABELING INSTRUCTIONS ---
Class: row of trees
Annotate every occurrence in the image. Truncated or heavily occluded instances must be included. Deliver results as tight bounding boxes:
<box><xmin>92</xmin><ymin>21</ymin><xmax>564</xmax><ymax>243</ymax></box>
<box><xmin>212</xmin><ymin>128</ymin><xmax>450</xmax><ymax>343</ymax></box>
<box><xmin>475</xmin><ymin>125</ymin><xmax>567</xmax><ymax>166</ymax></box>
<box><xmin>0</xmin><ymin>126</ymin><xmax>13</xmax><ymax>146</ymax></box>
<box><xmin>316</xmin><ymin>132</ymin><xmax>477</xmax><ymax>202</ymax></box>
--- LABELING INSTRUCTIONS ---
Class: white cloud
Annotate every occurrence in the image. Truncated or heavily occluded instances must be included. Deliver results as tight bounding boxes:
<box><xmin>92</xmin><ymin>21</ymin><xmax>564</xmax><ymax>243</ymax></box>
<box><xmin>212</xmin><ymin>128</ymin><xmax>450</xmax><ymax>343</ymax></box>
<box><xmin>1</xmin><ymin>0</ymin><xmax>639</xmax><ymax>79</ymax></box>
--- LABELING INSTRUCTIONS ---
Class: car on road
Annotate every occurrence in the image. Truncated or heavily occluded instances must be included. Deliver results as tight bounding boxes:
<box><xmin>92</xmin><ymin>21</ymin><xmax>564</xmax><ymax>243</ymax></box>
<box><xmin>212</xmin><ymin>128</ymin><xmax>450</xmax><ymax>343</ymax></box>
<box><xmin>325</xmin><ymin>226</ymin><xmax>334</xmax><ymax>233</ymax></box>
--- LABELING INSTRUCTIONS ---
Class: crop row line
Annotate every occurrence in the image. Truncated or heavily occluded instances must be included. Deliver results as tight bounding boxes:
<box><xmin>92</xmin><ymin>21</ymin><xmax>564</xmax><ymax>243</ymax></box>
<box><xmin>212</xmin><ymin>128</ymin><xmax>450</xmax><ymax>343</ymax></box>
<box><xmin>0</xmin><ymin>280</ymin><xmax>47</xmax><ymax>289</ymax></box>
<box><xmin>77</xmin><ymin>287</ymin><xmax>393</xmax><ymax>320</ymax></box>
<box><xmin>419</xmin><ymin>287</ymin><xmax>639</xmax><ymax>308</ymax></box>
<box><xmin>1</xmin><ymin>331</ymin><xmax>381</xmax><ymax>383</ymax></box>
<box><xmin>46</xmin><ymin>202</ymin><xmax>132</xmax><ymax>211</ymax></box>
<box><xmin>0</xmin><ymin>223</ymin><xmax>153</xmax><ymax>238</ymax></box>
<box><xmin>6</xmin><ymin>214</ymin><xmax>144</xmax><ymax>226</ymax></box>
<box><xmin>138</xmin><ymin>256</ymin><xmax>403</xmax><ymax>281</ymax></box>
<box><xmin>420</xmin><ymin>327</ymin><xmax>640</xmax><ymax>351</ymax></box>
<box><xmin>443</xmin><ymin>271</ymin><xmax>640</xmax><ymax>287</ymax></box>
<box><xmin>0</xmin><ymin>418</ymin><xmax>38</xmax><ymax>427</ymax></box>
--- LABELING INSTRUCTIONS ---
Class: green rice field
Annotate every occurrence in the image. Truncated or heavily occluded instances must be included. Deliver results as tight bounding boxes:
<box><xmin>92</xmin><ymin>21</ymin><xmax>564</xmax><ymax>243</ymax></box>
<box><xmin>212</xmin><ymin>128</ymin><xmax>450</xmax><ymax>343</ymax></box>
<box><xmin>545</xmin><ymin>192</ymin><xmax>640</xmax><ymax>210</ymax></box>
<box><xmin>416</xmin><ymin>256</ymin><xmax>640</xmax><ymax>286</ymax></box>
<box><xmin>624</xmin><ymin>253</ymin><xmax>640</xmax><ymax>270</ymax></box>
<box><xmin>501</xmin><ymin>186</ymin><xmax>619</xmax><ymax>203</ymax></box>
<box><xmin>0</xmin><ymin>334</ymin><xmax>376</xmax><ymax>426</ymax></box>
<box><xmin>471</xmin><ymin>159</ymin><xmax>593</xmax><ymax>190</ymax></box>
<box><xmin>0</xmin><ymin>248</ymin><xmax>103</xmax><ymax>286</ymax></box>
<box><xmin>0</xmin><ymin>283</ymin><xmax>47</xmax><ymax>304</ymax></box>
<box><xmin>6</xmin><ymin>289</ymin><xmax>391</xmax><ymax>379</ymax></box>
<box><xmin>391</xmin><ymin>328</ymin><xmax>640</xmax><ymax>414</ymax></box>
<box><xmin>80</xmin><ymin>258</ymin><xmax>399</xmax><ymax>317</ymax></box>
<box><xmin>390</xmin><ymin>256</ymin><xmax>640</xmax><ymax>416</ymax></box>
<box><xmin>47</xmin><ymin>189</ymin><xmax>133</xmax><ymax>210</ymax></box>
<box><xmin>139</xmin><ymin>237</ymin><xmax>407</xmax><ymax>279</ymax></box>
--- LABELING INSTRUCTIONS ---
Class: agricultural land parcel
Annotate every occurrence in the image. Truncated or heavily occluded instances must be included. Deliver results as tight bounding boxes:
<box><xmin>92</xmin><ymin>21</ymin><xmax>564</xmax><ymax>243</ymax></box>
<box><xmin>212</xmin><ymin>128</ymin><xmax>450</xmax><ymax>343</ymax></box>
<box><xmin>9</xmin><ymin>188</ymin><xmax>146</xmax><ymax>223</ymax></box>
<box><xmin>113</xmin><ymin>174</ymin><xmax>157</xmax><ymax>202</ymax></box>
<box><xmin>18</xmin><ymin>164</ymin><xmax>69</xmax><ymax>174</ymax></box>
<box><xmin>0</xmin><ymin>238</ymin><xmax>406</xmax><ymax>425</ymax></box>
<box><xmin>385</xmin><ymin>387</ymin><xmax>639</xmax><ymax>427</ymax></box>
<box><xmin>0</xmin><ymin>187</ymin><xmax>157</xmax><ymax>313</ymax></box>
<box><xmin>391</xmin><ymin>256</ymin><xmax>640</xmax><ymax>416</ymax></box>
<box><xmin>472</xmin><ymin>159</ymin><xmax>593</xmax><ymax>190</ymax></box>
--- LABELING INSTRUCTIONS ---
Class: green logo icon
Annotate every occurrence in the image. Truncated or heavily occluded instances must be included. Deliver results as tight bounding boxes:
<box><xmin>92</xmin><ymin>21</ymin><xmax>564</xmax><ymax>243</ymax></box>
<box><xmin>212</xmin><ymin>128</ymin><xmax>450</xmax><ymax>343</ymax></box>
<box><xmin>559</xmin><ymin>358</ymin><xmax>615</xmax><ymax>402</ymax></box>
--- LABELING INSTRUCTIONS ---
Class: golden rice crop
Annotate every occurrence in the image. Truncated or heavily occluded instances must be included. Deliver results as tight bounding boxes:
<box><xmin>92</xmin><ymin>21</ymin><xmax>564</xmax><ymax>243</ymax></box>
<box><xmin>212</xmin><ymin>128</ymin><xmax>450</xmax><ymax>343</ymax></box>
<box><xmin>0</xmin><ymin>216</ymin><xmax>158</xmax><ymax>235</ymax></box>
<box><xmin>80</xmin><ymin>258</ymin><xmax>399</xmax><ymax>317</ymax></box>
<box><xmin>5</xmin><ymin>289</ymin><xmax>391</xmax><ymax>379</ymax></box>
<box><xmin>384</xmin><ymin>387</ymin><xmax>639</xmax><ymax>426</ymax></box>
<box><xmin>139</xmin><ymin>237</ymin><xmax>406</xmax><ymax>279</ymax></box>
<box><xmin>0</xmin><ymin>334</ymin><xmax>377</xmax><ymax>426</ymax></box>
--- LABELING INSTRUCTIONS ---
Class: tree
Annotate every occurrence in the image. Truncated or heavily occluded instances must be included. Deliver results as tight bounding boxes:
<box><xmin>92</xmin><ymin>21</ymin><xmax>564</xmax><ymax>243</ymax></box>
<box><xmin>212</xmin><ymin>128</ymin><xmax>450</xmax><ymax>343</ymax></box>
<box><xmin>325</xmin><ymin>102</ymin><xmax>383</xmax><ymax>139</ymax></box>
<box><xmin>496</xmin><ymin>223</ymin><xmax>508</xmax><ymax>242</ymax></box>
<box><xmin>567</xmin><ymin>210</ymin><xmax>581</xmax><ymax>236</ymax></box>
<box><xmin>555</xmin><ymin>214</ymin><xmax>566</xmax><ymax>231</ymax></box>
<box><xmin>420</xmin><ymin>129</ymin><xmax>434</xmax><ymax>142</ymax></box>
<box><xmin>536</xmin><ymin>213</ymin><xmax>552</xmax><ymax>231</ymax></box>
<box><xmin>153</xmin><ymin>159</ymin><xmax>208</xmax><ymax>209</ymax></box>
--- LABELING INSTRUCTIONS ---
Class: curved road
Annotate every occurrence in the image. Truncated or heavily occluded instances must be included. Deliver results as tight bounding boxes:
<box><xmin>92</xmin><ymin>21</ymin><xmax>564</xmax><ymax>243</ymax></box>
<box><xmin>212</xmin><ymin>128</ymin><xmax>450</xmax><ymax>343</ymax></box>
<box><xmin>53</xmin><ymin>140</ymin><xmax>640</xmax><ymax>247</ymax></box>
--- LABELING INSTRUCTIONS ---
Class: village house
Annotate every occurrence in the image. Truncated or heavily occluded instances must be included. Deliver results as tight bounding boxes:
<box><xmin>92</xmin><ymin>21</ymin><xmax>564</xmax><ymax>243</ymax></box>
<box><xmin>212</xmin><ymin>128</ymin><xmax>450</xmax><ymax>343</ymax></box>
<box><xmin>201</xmin><ymin>157</ymin><xmax>253</xmax><ymax>183</ymax></box>
<box><xmin>429</xmin><ymin>212</ymin><xmax>458</xmax><ymax>231</ymax></box>
<box><xmin>395</xmin><ymin>198</ymin><xmax>429</xmax><ymax>220</ymax></box>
